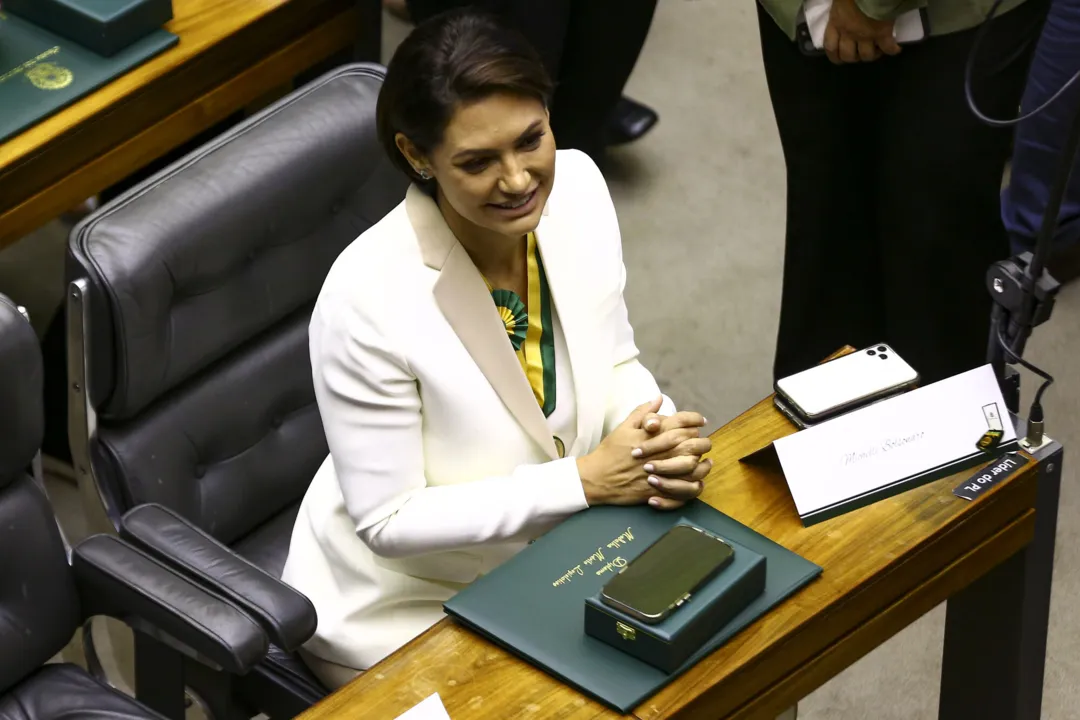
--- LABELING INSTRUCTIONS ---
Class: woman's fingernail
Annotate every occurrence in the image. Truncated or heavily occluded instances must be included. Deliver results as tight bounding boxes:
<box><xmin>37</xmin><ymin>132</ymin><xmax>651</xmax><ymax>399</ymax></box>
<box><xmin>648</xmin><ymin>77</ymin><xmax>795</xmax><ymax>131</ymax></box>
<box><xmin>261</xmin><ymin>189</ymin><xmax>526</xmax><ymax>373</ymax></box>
<box><xmin>648</xmin><ymin>475</ymin><xmax>660</xmax><ymax>487</ymax></box>
<box><xmin>631</xmin><ymin>448</ymin><xmax>643</xmax><ymax>458</ymax></box>
<box><xmin>703</xmin><ymin>417</ymin><xmax>708</xmax><ymax>425</ymax></box>
<box><xmin>644</xmin><ymin>463</ymin><xmax>655</xmax><ymax>472</ymax></box>
<box><xmin>649</xmin><ymin>497</ymin><xmax>661</xmax><ymax>507</ymax></box>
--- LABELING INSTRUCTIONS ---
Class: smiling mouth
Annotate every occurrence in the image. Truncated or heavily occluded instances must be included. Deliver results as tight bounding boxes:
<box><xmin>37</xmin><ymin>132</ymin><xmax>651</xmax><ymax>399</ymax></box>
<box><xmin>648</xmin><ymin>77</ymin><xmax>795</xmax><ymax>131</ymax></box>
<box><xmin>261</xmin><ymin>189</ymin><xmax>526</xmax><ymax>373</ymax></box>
<box><xmin>490</xmin><ymin>189</ymin><xmax>536</xmax><ymax>210</ymax></box>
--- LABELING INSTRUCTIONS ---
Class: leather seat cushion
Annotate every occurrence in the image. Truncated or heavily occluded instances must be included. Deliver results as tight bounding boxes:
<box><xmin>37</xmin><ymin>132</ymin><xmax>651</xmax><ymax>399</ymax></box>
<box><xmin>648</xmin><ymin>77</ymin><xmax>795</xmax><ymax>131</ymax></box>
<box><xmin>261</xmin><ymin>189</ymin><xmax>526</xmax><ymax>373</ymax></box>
<box><xmin>0</xmin><ymin>295</ymin><xmax>43</xmax><ymax>482</ymax></box>
<box><xmin>0</xmin><ymin>664</ymin><xmax>164</xmax><ymax>719</ymax></box>
<box><xmin>232</xmin><ymin>501</ymin><xmax>301</xmax><ymax>579</ymax></box>
<box><xmin>97</xmin><ymin>312</ymin><xmax>326</xmax><ymax>547</ymax></box>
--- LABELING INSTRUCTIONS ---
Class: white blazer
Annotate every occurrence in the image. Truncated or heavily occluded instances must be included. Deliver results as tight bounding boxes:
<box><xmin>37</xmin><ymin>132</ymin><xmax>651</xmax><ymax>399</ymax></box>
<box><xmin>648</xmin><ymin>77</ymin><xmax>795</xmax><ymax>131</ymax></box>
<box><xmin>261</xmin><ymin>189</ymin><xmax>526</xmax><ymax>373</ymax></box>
<box><xmin>282</xmin><ymin>149</ymin><xmax>674</xmax><ymax>671</ymax></box>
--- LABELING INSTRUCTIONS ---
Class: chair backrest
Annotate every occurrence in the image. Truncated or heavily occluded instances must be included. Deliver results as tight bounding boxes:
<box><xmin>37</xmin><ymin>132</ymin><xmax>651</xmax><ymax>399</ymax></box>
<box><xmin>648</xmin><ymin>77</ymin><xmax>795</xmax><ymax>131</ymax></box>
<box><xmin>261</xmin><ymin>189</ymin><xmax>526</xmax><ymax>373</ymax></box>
<box><xmin>0</xmin><ymin>294</ymin><xmax>81</xmax><ymax>691</ymax></box>
<box><xmin>0</xmin><ymin>296</ymin><xmax>42</xmax><ymax>485</ymax></box>
<box><xmin>67</xmin><ymin>63</ymin><xmax>408</xmax><ymax>544</ymax></box>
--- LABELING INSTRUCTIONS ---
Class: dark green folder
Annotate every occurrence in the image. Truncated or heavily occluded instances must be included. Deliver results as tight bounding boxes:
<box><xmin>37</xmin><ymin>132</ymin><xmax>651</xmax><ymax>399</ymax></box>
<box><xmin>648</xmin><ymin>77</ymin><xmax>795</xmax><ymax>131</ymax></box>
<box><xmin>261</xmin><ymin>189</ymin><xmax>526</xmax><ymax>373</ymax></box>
<box><xmin>0</xmin><ymin>10</ymin><xmax>177</xmax><ymax>143</ymax></box>
<box><xmin>443</xmin><ymin>502</ymin><xmax>822</xmax><ymax>713</ymax></box>
<box><xmin>5</xmin><ymin>0</ymin><xmax>174</xmax><ymax>57</ymax></box>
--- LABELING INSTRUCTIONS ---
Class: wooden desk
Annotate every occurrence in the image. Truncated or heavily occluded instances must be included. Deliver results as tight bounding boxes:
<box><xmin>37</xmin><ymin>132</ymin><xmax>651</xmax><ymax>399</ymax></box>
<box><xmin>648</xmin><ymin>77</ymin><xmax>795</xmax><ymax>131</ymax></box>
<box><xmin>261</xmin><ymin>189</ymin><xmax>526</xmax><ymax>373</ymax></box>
<box><xmin>0</xmin><ymin>0</ymin><xmax>381</xmax><ymax>250</ymax></box>
<box><xmin>301</xmin><ymin>386</ymin><xmax>1062</xmax><ymax>720</ymax></box>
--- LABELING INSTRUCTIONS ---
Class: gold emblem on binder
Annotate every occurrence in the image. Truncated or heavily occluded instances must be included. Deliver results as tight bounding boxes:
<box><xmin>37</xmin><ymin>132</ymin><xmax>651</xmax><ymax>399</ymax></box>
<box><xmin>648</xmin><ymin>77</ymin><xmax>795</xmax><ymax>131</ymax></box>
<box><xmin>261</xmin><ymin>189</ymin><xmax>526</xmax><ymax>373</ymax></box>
<box><xmin>0</xmin><ymin>47</ymin><xmax>61</xmax><ymax>86</ymax></box>
<box><xmin>27</xmin><ymin>62</ymin><xmax>73</xmax><ymax>90</ymax></box>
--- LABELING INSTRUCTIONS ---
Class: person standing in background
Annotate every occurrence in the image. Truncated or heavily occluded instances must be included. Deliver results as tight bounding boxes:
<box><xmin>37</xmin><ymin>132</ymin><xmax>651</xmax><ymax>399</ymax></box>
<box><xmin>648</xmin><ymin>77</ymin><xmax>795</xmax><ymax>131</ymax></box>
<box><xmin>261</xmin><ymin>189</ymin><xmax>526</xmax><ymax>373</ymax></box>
<box><xmin>1001</xmin><ymin>0</ymin><xmax>1080</xmax><ymax>273</ymax></box>
<box><xmin>399</xmin><ymin>0</ymin><xmax>660</xmax><ymax>162</ymax></box>
<box><xmin>758</xmin><ymin>0</ymin><xmax>1049</xmax><ymax>385</ymax></box>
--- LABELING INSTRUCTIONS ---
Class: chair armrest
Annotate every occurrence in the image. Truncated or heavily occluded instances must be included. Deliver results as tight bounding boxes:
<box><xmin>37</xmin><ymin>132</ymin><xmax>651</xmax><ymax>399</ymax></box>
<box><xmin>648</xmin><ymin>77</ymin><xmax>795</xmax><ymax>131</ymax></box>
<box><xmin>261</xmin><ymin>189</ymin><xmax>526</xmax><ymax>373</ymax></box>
<box><xmin>120</xmin><ymin>504</ymin><xmax>317</xmax><ymax>652</ymax></box>
<box><xmin>72</xmin><ymin>535</ymin><xmax>268</xmax><ymax>674</ymax></box>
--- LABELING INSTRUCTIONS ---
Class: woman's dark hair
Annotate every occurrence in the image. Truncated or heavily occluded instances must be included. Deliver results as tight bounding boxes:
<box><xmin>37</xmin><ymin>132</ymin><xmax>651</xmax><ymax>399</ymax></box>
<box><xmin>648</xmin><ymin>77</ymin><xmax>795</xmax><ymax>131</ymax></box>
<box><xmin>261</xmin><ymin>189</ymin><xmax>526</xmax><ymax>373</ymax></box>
<box><xmin>376</xmin><ymin>9</ymin><xmax>554</xmax><ymax>185</ymax></box>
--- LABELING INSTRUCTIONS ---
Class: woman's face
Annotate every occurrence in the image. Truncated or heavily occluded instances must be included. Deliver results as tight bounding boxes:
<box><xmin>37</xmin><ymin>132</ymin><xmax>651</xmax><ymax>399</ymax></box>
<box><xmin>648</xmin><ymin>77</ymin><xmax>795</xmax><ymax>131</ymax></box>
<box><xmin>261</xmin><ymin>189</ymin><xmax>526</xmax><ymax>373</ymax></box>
<box><xmin>403</xmin><ymin>92</ymin><xmax>555</xmax><ymax>240</ymax></box>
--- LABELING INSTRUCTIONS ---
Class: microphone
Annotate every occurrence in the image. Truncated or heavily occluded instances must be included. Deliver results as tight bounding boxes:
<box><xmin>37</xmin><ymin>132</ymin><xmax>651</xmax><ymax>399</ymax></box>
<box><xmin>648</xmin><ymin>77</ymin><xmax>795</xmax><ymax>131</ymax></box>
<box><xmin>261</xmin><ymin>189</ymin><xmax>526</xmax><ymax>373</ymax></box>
<box><xmin>975</xmin><ymin>0</ymin><xmax>1080</xmax><ymax>450</ymax></box>
<box><xmin>986</xmin><ymin>251</ymin><xmax>1061</xmax><ymax>449</ymax></box>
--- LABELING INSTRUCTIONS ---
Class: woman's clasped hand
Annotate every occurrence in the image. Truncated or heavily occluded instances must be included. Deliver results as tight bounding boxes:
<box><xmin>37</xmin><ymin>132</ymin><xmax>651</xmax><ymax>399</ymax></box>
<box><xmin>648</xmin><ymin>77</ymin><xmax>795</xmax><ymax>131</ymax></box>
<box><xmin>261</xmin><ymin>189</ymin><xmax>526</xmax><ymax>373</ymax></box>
<box><xmin>577</xmin><ymin>397</ymin><xmax>712</xmax><ymax>510</ymax></box>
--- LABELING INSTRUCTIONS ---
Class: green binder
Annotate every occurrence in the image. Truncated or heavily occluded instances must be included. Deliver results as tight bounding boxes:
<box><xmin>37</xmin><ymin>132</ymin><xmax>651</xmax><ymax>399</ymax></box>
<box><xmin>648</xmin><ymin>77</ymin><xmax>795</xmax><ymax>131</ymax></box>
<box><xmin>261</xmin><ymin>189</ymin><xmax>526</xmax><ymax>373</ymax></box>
<box><xmin>443</xmin><ymin>502</ymin><xmax>822</xmax><ymax>712</ymax></box>
<box><xmin>5</xmin><ymin>0</ymin><xmax>173</xmax><ymax>57</ymax></box>
<box><xmin>0</xmin><ymin>10</ymin><xmax>177</xmax><ymax>143</ymax></box>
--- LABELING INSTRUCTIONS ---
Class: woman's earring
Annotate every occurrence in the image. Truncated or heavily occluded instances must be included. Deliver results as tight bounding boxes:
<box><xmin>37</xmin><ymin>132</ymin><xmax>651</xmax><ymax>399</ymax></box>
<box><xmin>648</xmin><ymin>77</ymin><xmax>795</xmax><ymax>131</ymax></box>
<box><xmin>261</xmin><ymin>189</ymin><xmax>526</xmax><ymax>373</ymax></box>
<box><xmin>418</xmin><ymin>168</ymin><xmax>432</xmax><ymax>180</ymax></box>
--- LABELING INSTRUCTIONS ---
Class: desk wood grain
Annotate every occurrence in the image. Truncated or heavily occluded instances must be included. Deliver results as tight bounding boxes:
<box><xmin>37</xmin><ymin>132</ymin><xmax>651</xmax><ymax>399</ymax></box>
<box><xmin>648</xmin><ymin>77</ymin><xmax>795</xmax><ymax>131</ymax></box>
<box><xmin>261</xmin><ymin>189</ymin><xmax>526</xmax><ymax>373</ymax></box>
<box><xmin>0</xmin><ymin>0</ymin><xmax>356</xmax><ymax>248</ymax></box>
<box><xmin>301</xmin><ymin>385</ymin><xmax>1039</xmax><ymax>720</ymax></box>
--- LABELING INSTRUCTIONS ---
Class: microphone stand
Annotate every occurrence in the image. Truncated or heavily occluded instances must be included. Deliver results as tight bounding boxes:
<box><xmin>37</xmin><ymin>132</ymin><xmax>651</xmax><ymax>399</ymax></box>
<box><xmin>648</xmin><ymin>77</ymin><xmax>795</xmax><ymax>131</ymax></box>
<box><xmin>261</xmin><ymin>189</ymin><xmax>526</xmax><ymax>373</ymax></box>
<box><xmin>986</xmin><ymin>83</ymin><xmax>1080</xmax><ymax>445</ymax></box>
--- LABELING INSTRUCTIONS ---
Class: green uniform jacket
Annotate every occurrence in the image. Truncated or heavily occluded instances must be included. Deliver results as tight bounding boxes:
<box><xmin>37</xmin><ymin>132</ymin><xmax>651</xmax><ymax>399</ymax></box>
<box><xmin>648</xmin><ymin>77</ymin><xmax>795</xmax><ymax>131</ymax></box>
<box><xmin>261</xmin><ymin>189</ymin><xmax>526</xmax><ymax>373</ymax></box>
<box><xmin>759</xmin><ymin>0</ymin><xmax>1031</xmax><ymax>41</ymax></box>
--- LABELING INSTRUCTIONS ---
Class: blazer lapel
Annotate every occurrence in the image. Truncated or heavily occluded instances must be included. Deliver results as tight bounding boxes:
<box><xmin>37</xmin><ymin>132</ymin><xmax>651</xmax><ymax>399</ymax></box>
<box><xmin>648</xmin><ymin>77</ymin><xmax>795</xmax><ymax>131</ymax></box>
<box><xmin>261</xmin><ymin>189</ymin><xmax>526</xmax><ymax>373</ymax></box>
<box><xmin>407</xmin><ymin>186</ymin><xmax>559</xmax><ymax>461</ymax></box>
<box><xmin>535</xmin><ymin>211</ymin><xmax>605</xmax><ymax>457</ymax></box>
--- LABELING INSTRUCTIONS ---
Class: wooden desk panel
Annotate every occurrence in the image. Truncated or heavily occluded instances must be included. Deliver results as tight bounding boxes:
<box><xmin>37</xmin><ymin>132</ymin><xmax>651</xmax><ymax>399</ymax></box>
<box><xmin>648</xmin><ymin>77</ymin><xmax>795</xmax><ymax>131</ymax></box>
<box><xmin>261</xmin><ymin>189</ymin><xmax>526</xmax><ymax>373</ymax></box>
<box><xmin>304</xmin><ymin>623</ymin><xmax>621</xmax><ymax>720</ymax></box>
<box><xmin>726</xmin><ymin>512</ymin><xmax>1034</xmax><ymax>720</ymax></box>
<box><xmin>0</xmin><ymin>0</ymin><xmax>358</xmax><ymax>248</ymax></box>
<box><xmin>301</xmin><ymin>391</ymin><xmax>1039</xmax><ymax>719</ymax></box>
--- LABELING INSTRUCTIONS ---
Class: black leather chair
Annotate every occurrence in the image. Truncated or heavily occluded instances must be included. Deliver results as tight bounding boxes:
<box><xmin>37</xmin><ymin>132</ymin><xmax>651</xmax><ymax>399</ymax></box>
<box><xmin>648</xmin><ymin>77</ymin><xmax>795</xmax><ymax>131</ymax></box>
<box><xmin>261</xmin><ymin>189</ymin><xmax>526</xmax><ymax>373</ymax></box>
<box><xmin>0</xmin><ymin>293</ymin><xmax>272</xmax><ymax>720</ymax></box>
<box><xmin>65</xmin><ymin>63</ymin><xmax>409</xmax><ymax>717</ymax></box>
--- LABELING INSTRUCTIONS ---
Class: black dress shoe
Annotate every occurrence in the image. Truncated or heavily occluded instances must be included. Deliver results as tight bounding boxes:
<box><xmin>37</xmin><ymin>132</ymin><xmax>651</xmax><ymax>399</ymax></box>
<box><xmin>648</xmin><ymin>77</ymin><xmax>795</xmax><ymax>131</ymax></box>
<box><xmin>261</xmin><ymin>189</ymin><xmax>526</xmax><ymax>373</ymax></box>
<box><xmin>605</xmin><ymin>96</ymin><xmax>659</xmax><ymax>146</ymax></box>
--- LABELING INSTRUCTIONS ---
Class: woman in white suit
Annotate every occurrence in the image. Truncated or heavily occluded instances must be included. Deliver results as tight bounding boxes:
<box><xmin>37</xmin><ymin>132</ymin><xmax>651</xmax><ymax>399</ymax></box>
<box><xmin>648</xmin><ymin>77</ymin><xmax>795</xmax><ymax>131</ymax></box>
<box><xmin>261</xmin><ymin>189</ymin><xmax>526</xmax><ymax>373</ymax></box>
<box><xmin>282</xmin><ymin>9</ymin><xmax>712</xmax><ymax>688</ymax></box>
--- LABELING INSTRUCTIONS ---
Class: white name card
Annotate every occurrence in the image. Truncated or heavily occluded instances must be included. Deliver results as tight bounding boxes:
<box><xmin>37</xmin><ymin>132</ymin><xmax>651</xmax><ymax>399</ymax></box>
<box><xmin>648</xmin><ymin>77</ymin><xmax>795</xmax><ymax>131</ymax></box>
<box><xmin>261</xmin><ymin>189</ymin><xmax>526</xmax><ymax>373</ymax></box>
<box><xmin>395</xmin><ymin>693</ymin><xmax>452</xmax><ymax>720</ymax></box>
<box><xmin>773</xmin><ymin>364</ymin><xmax>1017</xmax><ymax>525</ymax></box>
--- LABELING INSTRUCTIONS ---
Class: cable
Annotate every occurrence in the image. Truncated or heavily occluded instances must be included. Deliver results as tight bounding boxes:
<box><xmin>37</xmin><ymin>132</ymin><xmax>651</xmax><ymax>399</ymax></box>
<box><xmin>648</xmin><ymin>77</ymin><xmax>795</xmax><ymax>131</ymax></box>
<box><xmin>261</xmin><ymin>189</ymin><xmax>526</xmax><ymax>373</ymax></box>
<box><xmin>998</xmin><ymin>327</ymin><xmax>1053</xmax><ymax>434</ymax></box>
<box><xmin>965</xmin><ymin>0</ymin><xmax>1080</xmax><ymax>128</ymax></box>
<box><xmin>997</xmin><ymin>328</ymin><xmax>1054</xmax><ymax>388</ymax></box>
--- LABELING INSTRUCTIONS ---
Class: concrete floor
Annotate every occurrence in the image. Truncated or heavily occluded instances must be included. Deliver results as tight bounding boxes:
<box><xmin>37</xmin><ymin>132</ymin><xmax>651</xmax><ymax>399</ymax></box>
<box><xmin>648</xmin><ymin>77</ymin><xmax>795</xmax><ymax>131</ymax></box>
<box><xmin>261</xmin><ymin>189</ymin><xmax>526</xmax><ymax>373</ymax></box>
<box><xmin>2</xmin><ymin>2</ymin><xmax>1077</xmax><ymax>718</ymax></box>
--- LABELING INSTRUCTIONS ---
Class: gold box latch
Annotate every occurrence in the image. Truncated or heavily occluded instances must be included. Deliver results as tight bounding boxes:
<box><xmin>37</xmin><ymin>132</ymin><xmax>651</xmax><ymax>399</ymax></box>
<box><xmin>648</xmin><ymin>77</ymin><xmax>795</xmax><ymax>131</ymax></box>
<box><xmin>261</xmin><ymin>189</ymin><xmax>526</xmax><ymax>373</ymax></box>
<box><xmin>616</xmin><ymin>622</ymin><xmax>636</xmax><ymax>641</ymax></box>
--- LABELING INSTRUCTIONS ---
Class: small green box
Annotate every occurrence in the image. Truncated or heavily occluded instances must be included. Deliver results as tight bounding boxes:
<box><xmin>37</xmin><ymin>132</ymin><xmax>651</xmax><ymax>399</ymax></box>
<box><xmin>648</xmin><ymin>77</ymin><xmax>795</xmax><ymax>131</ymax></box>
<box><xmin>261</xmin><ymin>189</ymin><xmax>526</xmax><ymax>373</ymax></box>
<box><xmin>5</xmin><ymin>0</ymin><xmax>173</xmax><ymax>57</ymax></box>
<box><xmin>584</xmin><ymin>525</ymin><xmax>767</xmax><ymax>673</ymax></box>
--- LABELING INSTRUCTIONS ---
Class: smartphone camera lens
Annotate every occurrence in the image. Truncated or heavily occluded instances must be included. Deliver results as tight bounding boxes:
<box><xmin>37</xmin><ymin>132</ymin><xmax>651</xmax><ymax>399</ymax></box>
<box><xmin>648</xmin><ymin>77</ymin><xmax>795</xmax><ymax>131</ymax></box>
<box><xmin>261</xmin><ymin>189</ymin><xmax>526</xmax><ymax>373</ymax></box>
<box><xmin>880</xmin><ymin>354</ymin><xmax>888</xmax><ymax>360</ymax></box>
<box><xmin>867</xmin><ymin>349</ymin><xmax>876</xmax><ymax>356</ymax></box>
<box><xmin>877</xmin><ymin>345</ymin><xmax>887</xmax><ymax>352</ymax></box>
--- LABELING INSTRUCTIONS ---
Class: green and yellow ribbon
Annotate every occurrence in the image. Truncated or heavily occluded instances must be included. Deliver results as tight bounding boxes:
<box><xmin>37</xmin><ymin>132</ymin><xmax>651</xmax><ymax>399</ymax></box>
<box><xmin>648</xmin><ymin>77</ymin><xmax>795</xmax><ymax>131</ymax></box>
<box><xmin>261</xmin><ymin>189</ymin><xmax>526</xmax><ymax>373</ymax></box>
<box><xmin>483</xmin><ymin>233</ymin><xmax>560</xmax><ymax>449</ymax></box>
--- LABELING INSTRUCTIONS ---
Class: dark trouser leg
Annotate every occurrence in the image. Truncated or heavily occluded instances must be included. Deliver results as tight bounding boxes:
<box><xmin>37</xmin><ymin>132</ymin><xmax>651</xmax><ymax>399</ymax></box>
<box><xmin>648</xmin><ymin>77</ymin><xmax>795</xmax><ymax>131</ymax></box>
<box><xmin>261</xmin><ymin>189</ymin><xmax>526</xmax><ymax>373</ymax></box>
<box><xmin>404</xmin><ymin>0</ymin><xmax>571</xmax><ymax>80</ymax></box>
<box><xmin>548</xmin><ymin>0</ymin><xmax>658</xmax><ymax>158</ymax></box>
<box><xmin>355</xmin><ymin>0</ymin><xmax>382</xmax><ymax>62</ymax></box>
<box><xmin>874</xmin><ymin>0</ymin><xmax>1049</xmax><ymax>384</ymax></box>
<box><xmin>403</xmin><ymin>0</ymin><xmax>464</xmax><ymax>21</ymax></box>
<box><xmin>758</xmin><ymin>6</ymin><xmax>884</xmax><ymax>379</ymax></box>
<box><xmin>490</xmin><ymin>0</ymin><xmax>573</xmax><ymax>81</ymax></box>
<box><xmin>1002</xmin><ymin>0</ymin><xmax>1080</xmax><ymax>254</ymax></box>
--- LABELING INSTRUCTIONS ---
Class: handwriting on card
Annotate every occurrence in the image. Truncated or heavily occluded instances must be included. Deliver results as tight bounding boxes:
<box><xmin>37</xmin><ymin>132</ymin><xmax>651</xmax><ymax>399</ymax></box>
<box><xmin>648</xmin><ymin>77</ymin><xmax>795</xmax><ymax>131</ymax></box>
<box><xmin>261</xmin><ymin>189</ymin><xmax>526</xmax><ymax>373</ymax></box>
<box><xmin>552</xmin><ymin>527</ymin><xmax>634</xmax><ymax>587</ymax></box>
<box><xmin>843</xmin><ymin>431</ymin><xmax>926</xmax><ymax>466</ymax></box>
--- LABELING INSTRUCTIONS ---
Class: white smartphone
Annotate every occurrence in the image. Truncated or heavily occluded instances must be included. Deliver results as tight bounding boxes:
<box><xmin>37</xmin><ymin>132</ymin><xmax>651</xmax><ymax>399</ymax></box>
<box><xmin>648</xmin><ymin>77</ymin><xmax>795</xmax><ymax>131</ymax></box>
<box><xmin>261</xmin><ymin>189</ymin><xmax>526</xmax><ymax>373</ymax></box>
<box><xmin>796</xmin><ymin>2</ymin><xmax>929</xmax><ymax>56</ymax></box>
<box><xmin>774</xmin><ymin>343</ymin><xmax>920</xmax><ymax>424</ymax></box>
<box><xmin>773</xmin><ymin>393</ymin><xmax>815</xmax><ymax>430</ymax></box>
<box><xmin>773</xmin><ymin>382</ymin><xmax>910</xmax><ymax>429</ymax></box>
<box><xmin>893</xmin><ymin>10</ymin><xmax>929</xmax><ymax>44</ymax></box>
